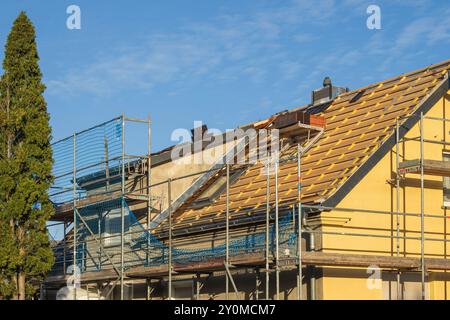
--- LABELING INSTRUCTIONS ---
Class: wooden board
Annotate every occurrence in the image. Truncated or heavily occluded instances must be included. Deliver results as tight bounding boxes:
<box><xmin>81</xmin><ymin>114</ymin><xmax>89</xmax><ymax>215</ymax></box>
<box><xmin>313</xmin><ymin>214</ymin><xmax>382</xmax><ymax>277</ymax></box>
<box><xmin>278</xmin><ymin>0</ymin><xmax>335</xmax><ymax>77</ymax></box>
<box><xmin>399</xmin><ymin>159</ymin><xmax>450</xmax><ymax>177</ymax></box>
<box><xmin>45</xmin><ymin>250</ymin><xmax>450</xmax><ymax>283</ymax></box>
<box><xmin>53</xmin><ymin>191</ymin><xmax>149</xmax><ymax>220</ymax></box>
<box><xmin>45</xmin><ymin>269</ymin><xmax>119</xmax><ymax>284</ymax></box>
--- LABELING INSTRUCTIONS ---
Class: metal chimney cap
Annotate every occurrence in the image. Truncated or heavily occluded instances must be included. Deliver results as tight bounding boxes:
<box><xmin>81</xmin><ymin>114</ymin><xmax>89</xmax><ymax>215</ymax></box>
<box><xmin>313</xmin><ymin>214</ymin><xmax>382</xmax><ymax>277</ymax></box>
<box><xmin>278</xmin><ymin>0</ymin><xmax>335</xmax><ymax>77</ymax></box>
<box><xmin>323</xmin><ymin>76</ymin><xmax>332</xmax><ymax>87</ymax></box>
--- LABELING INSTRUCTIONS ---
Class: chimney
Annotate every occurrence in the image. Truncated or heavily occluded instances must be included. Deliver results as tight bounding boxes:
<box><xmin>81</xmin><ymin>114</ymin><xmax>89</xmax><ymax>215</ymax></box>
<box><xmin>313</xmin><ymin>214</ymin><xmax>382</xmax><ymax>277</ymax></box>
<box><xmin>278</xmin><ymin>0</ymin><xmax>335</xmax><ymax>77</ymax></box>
<box><xmin>191</xmin><ymin>124</ymin><xmax>208</xmax><ymax>142</ymax></box>
<box><xmin>311</xmin><ymin>77</ymin><xmax>348</xmax><ymax>106</ymax></box>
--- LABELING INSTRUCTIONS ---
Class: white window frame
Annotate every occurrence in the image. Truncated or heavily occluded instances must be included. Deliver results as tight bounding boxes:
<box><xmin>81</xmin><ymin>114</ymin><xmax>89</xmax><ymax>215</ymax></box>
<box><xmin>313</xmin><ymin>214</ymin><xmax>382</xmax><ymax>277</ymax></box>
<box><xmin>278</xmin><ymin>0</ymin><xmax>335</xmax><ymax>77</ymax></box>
<box><xmin>103</xmin><ymin>208</ymin><xmax>130</xmax><ymax>247</ymax></box>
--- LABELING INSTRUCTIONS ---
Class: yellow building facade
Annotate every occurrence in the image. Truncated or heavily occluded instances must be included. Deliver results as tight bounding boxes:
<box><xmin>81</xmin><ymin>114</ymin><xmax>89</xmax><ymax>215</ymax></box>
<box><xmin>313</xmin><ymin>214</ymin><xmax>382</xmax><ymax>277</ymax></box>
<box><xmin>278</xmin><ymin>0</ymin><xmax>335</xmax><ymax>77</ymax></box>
<box><xmin>320</xmin><ymin>92</ymin><xmax>450</xmax><ymax>299</ymax></box>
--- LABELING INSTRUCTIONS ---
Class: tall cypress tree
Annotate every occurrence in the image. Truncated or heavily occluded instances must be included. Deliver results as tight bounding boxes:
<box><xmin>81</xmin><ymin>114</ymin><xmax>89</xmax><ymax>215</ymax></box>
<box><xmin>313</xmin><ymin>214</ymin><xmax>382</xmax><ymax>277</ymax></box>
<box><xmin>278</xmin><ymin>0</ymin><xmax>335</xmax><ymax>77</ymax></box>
<box><xmin>0</xmin><ymin>12</ymin><xmax>54</xmax><ymax>300</ymax></box>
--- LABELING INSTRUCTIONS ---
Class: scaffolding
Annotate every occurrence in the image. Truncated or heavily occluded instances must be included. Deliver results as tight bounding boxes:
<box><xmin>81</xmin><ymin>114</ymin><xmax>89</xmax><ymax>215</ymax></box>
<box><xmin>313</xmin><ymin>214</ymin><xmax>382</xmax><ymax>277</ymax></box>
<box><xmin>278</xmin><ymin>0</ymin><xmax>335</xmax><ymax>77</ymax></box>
<box><xmin>395</xmin><ymin>113</ymin><xmax>450</xmax><ymax>300</ymax></box>
<box><xmin>48</xmin><ymin>115</ymin><xmax>151</xmax><ymax>300</ymax></box>
<box><xmin>46</xmin><ymin>112</ymin><xmax>450</xmax><ymax>300</ymax></box>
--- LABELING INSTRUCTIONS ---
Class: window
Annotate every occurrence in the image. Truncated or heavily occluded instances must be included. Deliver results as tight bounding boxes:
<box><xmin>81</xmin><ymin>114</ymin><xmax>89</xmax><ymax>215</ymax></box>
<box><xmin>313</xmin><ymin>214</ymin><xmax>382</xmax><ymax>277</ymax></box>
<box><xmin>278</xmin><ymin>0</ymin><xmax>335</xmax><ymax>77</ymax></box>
<box><xmin>170</xmin><ymin>280</ymin><xmax>194</xmax><ymax>300</ymax></box>
<box><xmin>103</xmin><ymin>208</ymin><xmax>130</xmax><ymax>247</ymax></box>
<box><xmin>443</xmin><ymin>152</ymin><xmax>450</xmax><ymax>208</ymax></box>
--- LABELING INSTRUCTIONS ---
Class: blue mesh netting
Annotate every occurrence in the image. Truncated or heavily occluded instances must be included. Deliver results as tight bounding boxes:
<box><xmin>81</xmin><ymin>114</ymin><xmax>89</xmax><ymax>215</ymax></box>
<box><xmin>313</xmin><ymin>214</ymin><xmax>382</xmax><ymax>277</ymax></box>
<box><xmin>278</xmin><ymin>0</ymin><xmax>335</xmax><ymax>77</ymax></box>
<box><xmin>128</xmin><ymin>202</ymin><xmax>298</xmax><ymax>268</ymax></box>
<box><xmin>73</xmin><ymin>198</ymin><xmax>142</xmax><ymax>272</ymax></box>
<box><xmin>52</xmin><ymin>198</ymin><xmax>299</xmax><ymax>274</ymax></box>
<box><xmin>50</xmin><ymin>118</ymin><xmax>123</xmax><ymax>205</ymax></box>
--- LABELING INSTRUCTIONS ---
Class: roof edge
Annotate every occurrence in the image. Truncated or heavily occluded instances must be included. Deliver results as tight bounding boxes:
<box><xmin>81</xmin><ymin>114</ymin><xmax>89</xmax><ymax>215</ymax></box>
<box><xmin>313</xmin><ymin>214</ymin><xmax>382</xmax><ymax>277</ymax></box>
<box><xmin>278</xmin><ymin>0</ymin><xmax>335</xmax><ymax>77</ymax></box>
<box><xmin>323</xmin><ymin>71</ymin><xmax>450</xmax><ymax>208</ymax></box>
<box><xmin>338</xmin><ymin>59</ymin><xmax>450</xmax><ymax>100</ymax></box>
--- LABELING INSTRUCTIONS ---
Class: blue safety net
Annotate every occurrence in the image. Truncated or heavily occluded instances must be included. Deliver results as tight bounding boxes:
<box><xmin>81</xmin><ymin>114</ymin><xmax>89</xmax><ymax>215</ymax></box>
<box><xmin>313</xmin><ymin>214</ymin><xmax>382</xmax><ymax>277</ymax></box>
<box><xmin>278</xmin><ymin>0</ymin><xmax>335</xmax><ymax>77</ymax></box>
<box><xmin>53</xmin><ymin>197</ymin><xmax>298</xmax><ymax>273</ymax></box>
<box><xmin>131</xmin><ymin>207</ymin><xmax>298</xmax><ymax>267</ymax></box>
<box><xmin>52</xmin><ymin>196</ymin><xmax>299</xmax><ymax>274</ymax></box>
<box><xmin>50</xmin><ymin>117</ymin><xmax>123</xmax><ymax>205</ymax></box>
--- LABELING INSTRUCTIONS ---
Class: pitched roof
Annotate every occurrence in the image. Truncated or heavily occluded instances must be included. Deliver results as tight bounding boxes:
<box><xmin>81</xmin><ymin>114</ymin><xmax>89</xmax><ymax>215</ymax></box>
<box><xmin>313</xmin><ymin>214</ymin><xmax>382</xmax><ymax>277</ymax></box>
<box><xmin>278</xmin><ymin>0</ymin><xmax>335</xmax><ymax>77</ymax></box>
<box><xmin>165</xmin><ymin>59</ymin><xmax>450</xmax><ymax>230</ymax></box>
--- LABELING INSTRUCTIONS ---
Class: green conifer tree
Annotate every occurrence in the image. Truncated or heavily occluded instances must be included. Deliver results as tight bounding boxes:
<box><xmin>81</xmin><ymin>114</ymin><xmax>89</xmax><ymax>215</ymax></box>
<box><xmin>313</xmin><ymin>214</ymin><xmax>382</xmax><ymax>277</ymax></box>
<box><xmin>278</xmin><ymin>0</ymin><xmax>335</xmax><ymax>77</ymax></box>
<box><xmin>0</xmin><ymin>11</ymin><xmax>54</xmax><ymax>300</ymax></box>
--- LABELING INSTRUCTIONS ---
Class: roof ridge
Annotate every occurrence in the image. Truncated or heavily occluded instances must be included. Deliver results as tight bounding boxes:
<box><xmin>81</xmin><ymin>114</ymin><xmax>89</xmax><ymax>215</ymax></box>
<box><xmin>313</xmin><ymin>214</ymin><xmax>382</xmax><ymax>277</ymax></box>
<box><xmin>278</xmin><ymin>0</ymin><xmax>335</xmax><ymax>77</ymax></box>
<box><xmin>337</xmin><ymin>58</ymin><xmax>450</xmax><ymax>99</ymax></box>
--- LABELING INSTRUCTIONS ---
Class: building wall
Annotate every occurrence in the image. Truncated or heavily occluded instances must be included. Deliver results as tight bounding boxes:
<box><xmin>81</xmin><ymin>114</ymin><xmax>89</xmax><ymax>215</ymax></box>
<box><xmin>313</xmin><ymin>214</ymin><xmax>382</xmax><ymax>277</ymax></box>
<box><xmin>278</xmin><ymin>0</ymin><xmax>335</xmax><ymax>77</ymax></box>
<box><xmin>320</xmin><ymin>92</ymin><xmax>450</xmax><ymax>299</ymax></box>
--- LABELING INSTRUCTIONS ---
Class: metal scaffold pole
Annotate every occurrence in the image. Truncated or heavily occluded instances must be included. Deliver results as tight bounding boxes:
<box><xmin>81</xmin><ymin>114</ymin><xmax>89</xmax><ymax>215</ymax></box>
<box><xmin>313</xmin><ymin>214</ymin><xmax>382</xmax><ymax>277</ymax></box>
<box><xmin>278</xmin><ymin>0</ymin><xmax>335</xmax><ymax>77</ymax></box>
<box><xmin>146</xmin><ymin>279</ymin><xmax>151</xmax><ymax>301</ymax></box>
<box><xmin>255</xmin><ymin>268</ymin><xmax>261</xmax><ymax>300</ymax></box>
<box><xmin>147</xmin><ymin>114</ymin><xmax>152</xmax><ymax>298</ymax></box>
<box><xmin>275</xmin><ymin>150</ymin><xmax>280</xmax><ymax>300</ymax></box>
<box><xmin>168</xmin><ymin>178</ymin><xmax>173</xmax><ymax>300</ymax></box>
<box><xmin>196</xmin><ymin>273</ymin><xmax>200</xmax><ymax>300</ymax></box>
<box><xmin>63</xmin><ymin>218</ymin><xmax>67</xmax><ymax>276</ymax></box>
<box><xmin>120</xmin><ymin>114</ymin><xmax>125</xmax><ymax>300</ymax></box>
<box><xmin>225</xmin><ymin>164</ymin><xmax>230</xmax><ymax>300</ymax></box>
<box><xmin>265</xmin><ymin>153</ymin><xmax>270</xmax><ymax>300</ymax></box>
<box><xmin>420</xmin><ymin>112</ymin><xmax>426</xmax><ymax>300</ymax></box>
<box><xmin>72</xmin><ymin>132</ymin><xmax>77</xmax><ymax>301</ymax></box>
<box><xmin>147</xmin><ymin>115</ymin><xmax>152</xmax><ymax>272</ymax></box>
<box><xmin>395</xmin><ymin>118</ymin><xmax>402</xmax><ymax>300</ymax></box>
<box><xmin>297</xmin><ymin>143</ymin><xmax>303</xmax><ymax>301</ymax></box>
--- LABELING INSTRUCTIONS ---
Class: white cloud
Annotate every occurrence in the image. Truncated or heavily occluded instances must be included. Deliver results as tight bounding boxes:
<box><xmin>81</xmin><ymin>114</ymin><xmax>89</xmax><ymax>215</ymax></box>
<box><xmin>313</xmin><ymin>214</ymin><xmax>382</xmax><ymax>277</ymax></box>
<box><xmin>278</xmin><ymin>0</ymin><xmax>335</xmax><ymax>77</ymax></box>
<box><xmin>46</xmin><ymin>0</ymin><xmax>450</xmax><ymax>100</ymax></box>
<box><xmin>363</xmin><ymin>6</ymin><xmax>450</xmax><ymax>72</ymax></box>
<box><xmin>46</xmin><ymin>0</ymin><xmax>358</xmax><ymax>97</ymax></box>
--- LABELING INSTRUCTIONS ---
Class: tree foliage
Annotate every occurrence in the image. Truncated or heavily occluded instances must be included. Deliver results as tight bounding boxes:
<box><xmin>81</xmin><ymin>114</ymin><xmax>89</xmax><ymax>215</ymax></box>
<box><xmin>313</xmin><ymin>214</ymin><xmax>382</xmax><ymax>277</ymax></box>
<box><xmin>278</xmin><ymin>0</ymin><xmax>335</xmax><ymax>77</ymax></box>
<box><xmin>0</xmin><ymin>11</ymin><xmax>54</xmax><ymax>299</ymax></box>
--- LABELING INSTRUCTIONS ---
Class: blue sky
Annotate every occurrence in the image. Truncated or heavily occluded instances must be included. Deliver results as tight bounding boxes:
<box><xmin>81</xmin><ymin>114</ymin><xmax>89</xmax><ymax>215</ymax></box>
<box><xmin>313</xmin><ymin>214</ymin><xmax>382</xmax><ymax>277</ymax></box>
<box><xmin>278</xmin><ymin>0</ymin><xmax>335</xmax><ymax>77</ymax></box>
<box><xmin>1</xmin><ymin>0</ymin><xmax>450</xmax><ymax>153</ymax></box>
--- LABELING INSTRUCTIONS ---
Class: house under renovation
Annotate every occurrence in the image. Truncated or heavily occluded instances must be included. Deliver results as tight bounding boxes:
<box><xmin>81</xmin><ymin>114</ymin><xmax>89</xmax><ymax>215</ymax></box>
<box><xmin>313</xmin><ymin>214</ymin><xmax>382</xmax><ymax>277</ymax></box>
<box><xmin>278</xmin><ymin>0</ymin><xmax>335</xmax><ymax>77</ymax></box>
<box><xmin>43</xmin><ymin>58</ymin><xmax>450</xmax><ymax>300</ymax></box>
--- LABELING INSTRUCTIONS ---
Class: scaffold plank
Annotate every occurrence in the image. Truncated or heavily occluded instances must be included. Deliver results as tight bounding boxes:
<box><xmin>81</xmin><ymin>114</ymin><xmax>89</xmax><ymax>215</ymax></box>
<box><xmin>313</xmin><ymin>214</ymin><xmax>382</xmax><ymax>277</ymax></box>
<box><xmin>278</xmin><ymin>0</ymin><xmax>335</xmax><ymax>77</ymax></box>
<box><xmin>399</xmin><ymin>159</ymin><xmax>450</xmax><ymax>177</ymax></box>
